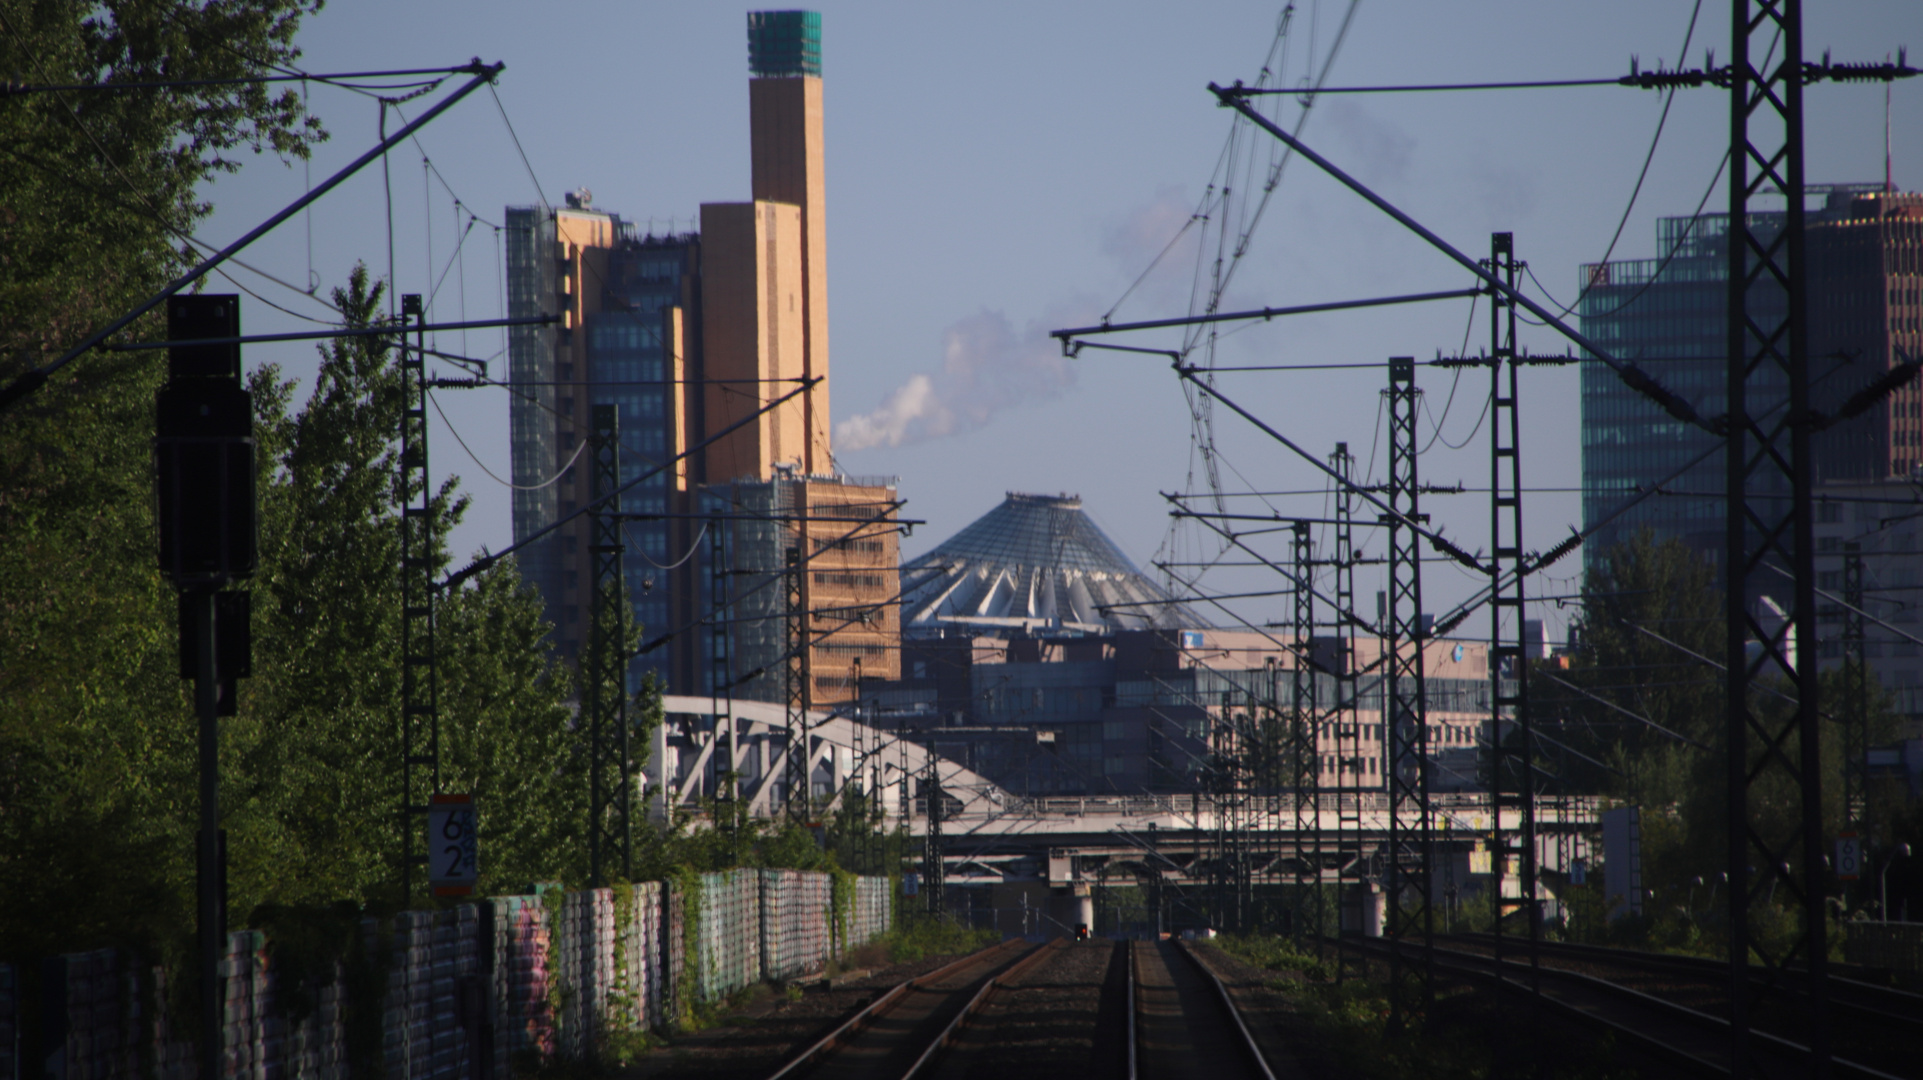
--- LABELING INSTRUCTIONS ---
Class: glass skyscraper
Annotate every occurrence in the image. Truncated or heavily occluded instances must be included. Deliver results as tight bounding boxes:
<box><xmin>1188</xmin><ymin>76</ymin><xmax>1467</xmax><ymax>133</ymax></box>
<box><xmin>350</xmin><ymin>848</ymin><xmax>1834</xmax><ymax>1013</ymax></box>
<box><xmin>1579</xmin><ymin>186</ymin><xmax>1922</xmax><ymax>574</ymax></box>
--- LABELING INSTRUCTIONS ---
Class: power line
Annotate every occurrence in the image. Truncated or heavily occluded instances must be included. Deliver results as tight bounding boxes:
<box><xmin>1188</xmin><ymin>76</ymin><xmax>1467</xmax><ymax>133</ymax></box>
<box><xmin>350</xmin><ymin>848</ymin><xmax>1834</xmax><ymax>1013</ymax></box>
<box><xmin>1</xmin><ymin>64</ymin><xmax>480</xmax><ymax>96</ymax></box>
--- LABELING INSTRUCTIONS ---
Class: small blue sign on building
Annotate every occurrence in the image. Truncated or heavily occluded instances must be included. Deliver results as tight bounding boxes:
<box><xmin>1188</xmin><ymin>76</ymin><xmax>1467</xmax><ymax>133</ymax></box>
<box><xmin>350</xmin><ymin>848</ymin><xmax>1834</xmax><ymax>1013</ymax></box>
<box><xmin>1181</xmin><ymin>631</ymin><xmax>1205</xmax><ymax>649</ymax></box>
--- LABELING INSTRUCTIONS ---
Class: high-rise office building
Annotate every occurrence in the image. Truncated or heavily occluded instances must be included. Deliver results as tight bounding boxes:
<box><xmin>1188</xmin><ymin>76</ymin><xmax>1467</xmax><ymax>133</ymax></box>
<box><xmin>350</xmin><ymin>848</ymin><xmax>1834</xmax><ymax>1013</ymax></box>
<box><xmin>505</xmin><ymin>11</ymin><xmax>899</xmax><ymax>701</ymax></box>
<box><xmin>505</xmin><ymin>197</ymin><xmax>698</xmax><ymax>684</ymax></box>
<box><xmin>1580</xmin><ymin>186</ymin><xmax>1923</xmax><ymax>571</ymax></box>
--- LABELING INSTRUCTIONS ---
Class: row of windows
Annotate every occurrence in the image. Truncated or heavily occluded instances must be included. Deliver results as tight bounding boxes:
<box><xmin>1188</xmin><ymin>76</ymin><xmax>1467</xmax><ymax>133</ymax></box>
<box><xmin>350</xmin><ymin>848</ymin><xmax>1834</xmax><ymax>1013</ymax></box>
<box><xmin>813</xmin><ymin>535</ymin><xmax>888</xmax><ymax>555</ymax></box>
<box><xmin>813</xmin><ymin>571</ymin><xmax>888</xmax><ymax>588</ymax></box>
<box><xmin>815</xmin><ymin>642</ymin><xmax>887</xmax><ymax>657</ymax></box>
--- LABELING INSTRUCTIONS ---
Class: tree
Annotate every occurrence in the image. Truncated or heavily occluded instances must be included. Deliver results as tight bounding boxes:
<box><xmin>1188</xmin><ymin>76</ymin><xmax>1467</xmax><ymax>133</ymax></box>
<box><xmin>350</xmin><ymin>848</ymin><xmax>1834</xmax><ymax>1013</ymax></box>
<box><xmin>0</xmin><ymin>261</ymin><xmax>591</xmax><ymax>965</ymax></box>
<box><xmin>1551</xmin><ymin>531</ymin><xmax>1905</xmax><ymax>938</ymax></box>
<box><xmin>0</xmin><ymin>0</ymin><xmax>326</xmax><ymax>965</ymax></box>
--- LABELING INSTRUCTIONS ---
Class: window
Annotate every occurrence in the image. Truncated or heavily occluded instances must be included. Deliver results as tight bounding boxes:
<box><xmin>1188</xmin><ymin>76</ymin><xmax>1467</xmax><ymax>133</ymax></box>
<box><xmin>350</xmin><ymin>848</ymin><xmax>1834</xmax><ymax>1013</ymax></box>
<box><xmin>1819</xmin><ymin>501</ymin><xmax>1843</xmax><ymax>524</ymax></box>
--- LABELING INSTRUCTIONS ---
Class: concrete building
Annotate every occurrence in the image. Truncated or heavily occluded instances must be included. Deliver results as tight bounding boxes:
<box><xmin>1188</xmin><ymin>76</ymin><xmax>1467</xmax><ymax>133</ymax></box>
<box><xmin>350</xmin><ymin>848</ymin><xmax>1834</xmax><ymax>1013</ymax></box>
<box><xmin>866</xmin><ymin>626</ymin><xmax>1493</xmax><ymax>797</ymax></box>
<box><xmin>505</xmin><ymin>11</ymin><xmax>898</xmax><ymax>701</ymax></box>
<box><xmin>1580</xmin><ymin>186</ymin><xmax>1923</xmax><ymax>570</ymax></box>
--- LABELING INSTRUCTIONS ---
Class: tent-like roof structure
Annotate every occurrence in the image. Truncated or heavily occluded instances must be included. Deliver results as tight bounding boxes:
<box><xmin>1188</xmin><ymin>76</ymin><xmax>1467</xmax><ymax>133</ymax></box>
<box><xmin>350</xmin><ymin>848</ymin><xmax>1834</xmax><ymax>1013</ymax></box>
<box><xmin>901</xmin><ymin>492</ymin><xmax>1205</xmax><ymax>635</ymax></box>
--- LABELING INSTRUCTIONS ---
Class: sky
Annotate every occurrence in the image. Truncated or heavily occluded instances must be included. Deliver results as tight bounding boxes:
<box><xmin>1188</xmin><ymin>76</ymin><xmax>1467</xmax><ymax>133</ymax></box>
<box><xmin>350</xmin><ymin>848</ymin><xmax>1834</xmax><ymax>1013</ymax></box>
<box><xmin>194</xmin><ymin>0</ymin><xmax>1921</xmax><ymax>647</ymax></box>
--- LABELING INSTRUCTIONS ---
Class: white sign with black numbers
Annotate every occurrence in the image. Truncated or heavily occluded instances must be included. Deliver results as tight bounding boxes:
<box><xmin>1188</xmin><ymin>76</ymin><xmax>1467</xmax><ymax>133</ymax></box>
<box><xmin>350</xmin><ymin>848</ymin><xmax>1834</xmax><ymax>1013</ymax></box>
<box><xmin>1837</xmin><ymin>832</ymin><xmax>1862</xmax><ymax>882</ymax></box>
<box><xmin>429</xmin><ymin>794</ymin><xmax>478</xmax><ymax>894</ymax></box>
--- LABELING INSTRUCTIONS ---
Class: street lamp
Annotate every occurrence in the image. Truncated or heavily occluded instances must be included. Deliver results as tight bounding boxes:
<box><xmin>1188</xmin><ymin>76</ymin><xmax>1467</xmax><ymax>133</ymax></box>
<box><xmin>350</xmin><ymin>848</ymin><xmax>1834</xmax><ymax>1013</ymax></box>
<box><xmin>1882</xmin><ymin>843</ymin><xmax>1912</xmax><ymax>923</ymax></box>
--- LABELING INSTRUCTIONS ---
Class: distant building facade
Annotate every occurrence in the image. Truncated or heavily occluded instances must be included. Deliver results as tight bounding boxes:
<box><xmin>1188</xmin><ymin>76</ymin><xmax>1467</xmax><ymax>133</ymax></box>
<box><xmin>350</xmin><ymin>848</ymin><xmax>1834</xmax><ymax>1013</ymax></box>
<box><xmin>1580</xmin><ymin>186</ymin><xmax>1923</xmax><ymax>570</ymax></box>
<box><xmin>867</xmin><ymin>627</ymin><xmax>1492</xmax><ymax>797</ymax></box>
<box><xmin>504</xmin><ymin>11</ymin><xmax>897</xmax><ymax>702</ymax></box>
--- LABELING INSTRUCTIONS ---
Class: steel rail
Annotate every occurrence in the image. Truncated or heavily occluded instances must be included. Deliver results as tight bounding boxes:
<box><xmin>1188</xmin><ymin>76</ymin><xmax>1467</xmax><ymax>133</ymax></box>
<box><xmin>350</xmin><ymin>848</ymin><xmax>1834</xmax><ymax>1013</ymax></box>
<box><xmin>1174</xmin><ymin>941</ymin><xmax>1278</xmax><ymax>1080</ymax></box>
<box><xmin>900</xmin><ymin>939</ymin><xmax>1067</xmax><ymax>1079</ymax></box>
<box><xmin>1397</xmin><ymin>938</ymin><xmax>1902</xmax><ymax>1079</ymax></box>
<box><xmin>1451</xmin><ymin>933</ymin><xmax>1923</xmax><ymax>1033</ymax></box>
<box><xmin>1126</xmin><ymin>939</ymin><xmax>1138</xmax><ymax>1080</ymax></box>
<box><xmin>760</xmin><ymin>939</ymin><xmax>1029</xmax><ymax>1080</ymax></box>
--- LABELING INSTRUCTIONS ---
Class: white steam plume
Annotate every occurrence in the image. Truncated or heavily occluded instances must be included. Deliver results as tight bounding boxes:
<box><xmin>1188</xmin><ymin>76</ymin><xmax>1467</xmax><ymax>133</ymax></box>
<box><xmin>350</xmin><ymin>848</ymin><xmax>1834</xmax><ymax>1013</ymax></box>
<box><xmin>835</xmin><ymin>302</ymin><xmax>1093</xmax><ymax>452</ymax></box>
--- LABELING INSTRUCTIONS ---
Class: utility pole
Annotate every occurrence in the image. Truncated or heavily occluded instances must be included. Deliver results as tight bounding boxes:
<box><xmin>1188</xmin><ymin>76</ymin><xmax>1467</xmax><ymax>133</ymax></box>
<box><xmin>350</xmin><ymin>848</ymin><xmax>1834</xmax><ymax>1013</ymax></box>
<box><xmin>157</xmin><ymin>294</ymin><xmax>256</xmax><ymax>1080</ymax></box>
<box><xmin>1383</xmin><ymin>355</ymin><xmax>1435</xmax><ymax>1029</ymax></box>
<box><xmin>1843</xmin><ymin>542</ymin><xmax>1869</xmax><ymax>911</ymax></box>
<box><xmin>1723</xmin><ymin>3</ymin><xmax>1829</xmax><ymax>1073</ymax></box>
<box><xmin>397</xmin><ymin>294</ymin><xmax>439</xmax><ymax>906</ymax></box>
<box><xmin>923</xmin><ymin>758</ymin><xmax>944</xmax><ymax>915</ymax></box>
<box><xmin>1485</xmin><ymin>233</ymin><xmax>1542</xmax><ymax>997</ymax></box>
<box><xmin>785</xmin><ymin>543</ymin><xmax>812</xmax><ymax>822</ymax></box>
<box><xmin>1331</xmin><ymin>443</ymin><xmax>1368</xmax><ymax>984</ymax></box>
<box><xmin>707</xmin><ymin>508</ymin><xmax>739</xmax><ymax>858</ymax></box>
<box><xmin>587</xmin><ymin>404</ymin><xmax>631</xmax><ymax>885</ymax></box>
<box><xmin>1290</xmin><ymin>524</ymin><xmax>1323</xmax><ymax>946</ymax></box>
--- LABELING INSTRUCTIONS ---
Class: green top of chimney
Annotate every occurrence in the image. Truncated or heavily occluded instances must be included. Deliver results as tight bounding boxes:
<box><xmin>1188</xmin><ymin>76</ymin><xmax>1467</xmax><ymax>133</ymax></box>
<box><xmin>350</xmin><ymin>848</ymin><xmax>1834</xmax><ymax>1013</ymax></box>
<box><xmin>747</xmin><ymin>11</ymin><xmax>821</xmax><ymax>77</ymax></box>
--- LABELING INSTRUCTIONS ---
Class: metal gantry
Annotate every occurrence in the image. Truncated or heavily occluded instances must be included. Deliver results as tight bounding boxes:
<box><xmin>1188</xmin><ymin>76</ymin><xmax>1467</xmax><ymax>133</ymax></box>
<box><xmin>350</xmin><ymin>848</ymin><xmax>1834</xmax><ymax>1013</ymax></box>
<box><xmin>1331</xmin><ymin>443</ymin><xmax>1369</xmax><ymax>983</ymax></box>
<box><xmin>1289</xmin><ymin>526</ymin><xmax>1323</xmax><ymax>945</ymax></box>
<box><xmin>397</xmin><ymin>293</ymin><xmax>439</xmax><ymax>905</ymax></box>
<box><xmin>1843</xmin><ymin>541</ymin><xmax>1869</xmax><ymax>906</ymax></box>
<box><xmin>1382</xmin><ymin>356</ymin><xmax>1435</xmax><ymax>1027</ymax></box>
<box><xmin>784</xmin><ymin>543</ymin><xmax>812</xmax><ymax>821</ymax></box>
<box><xmin>922</xmin><ymin>757</ymin><xmax>945</xmax><ymax>914</ymax></box>
<box><xmin>1484</xmin><ymin>233</ymin><xmax>1542</xmax><ymax>993</ymax></box>
<box><xmin>1723</xmin><ymin>2</ymin><xmax>1830</xmax><ymax>1072</ymax></box>
<box><xmin>586</xmin><ymin>404</ymin><xmax>631</xmax><ymax>886</ymax></box>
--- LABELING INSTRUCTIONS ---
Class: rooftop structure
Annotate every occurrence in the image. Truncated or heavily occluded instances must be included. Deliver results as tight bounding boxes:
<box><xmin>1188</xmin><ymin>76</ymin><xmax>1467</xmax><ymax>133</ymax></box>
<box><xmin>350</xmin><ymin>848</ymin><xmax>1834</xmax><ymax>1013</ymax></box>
<box><xmin>899</xmin><ymin>493</ymin><xmax>1205</xmax><ymax>635</ymax></box>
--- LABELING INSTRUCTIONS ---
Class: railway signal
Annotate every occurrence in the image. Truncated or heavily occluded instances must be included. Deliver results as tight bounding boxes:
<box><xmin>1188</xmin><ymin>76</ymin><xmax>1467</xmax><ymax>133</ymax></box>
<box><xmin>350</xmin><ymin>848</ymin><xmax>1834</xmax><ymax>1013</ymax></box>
<box><xmin>156</xmin><ymin>293</ymin><xmax>256</xmax><ymax>1080</ymax></box>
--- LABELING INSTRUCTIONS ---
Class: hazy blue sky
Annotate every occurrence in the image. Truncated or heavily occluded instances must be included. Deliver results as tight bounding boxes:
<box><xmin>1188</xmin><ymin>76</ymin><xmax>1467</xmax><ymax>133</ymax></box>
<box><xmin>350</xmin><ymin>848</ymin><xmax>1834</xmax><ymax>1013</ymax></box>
<box><xmin>196</xmin><ymin>1</ymin><xmax>1919</xmax><ymax>644</ymax></box>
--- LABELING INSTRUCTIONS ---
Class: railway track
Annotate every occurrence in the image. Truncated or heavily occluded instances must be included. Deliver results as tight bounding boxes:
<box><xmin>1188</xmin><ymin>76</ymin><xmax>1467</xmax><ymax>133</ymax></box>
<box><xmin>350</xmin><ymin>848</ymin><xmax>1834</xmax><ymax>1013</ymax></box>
<box><xmin>759</xmin><ymin>937</ymin><xmax>1281</xmax><ymax>1079</ymax></box>
<box><xmin>1444</xmin><ymin>933</ymin><xmax>1923</xmax><ymax>1079</ymax></box>
<box><xmin>1349</xmin><ymin>935</ymin><xmax>1904</xmax><ymax>1079</ymax></box>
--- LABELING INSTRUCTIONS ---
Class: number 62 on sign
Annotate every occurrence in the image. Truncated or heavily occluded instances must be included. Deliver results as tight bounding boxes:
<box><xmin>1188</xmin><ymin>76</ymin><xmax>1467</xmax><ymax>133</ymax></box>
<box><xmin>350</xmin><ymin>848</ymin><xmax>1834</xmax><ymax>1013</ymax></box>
<box><xmin>429</xmin><ymin>793</ymin><xmax>478</xmax><ymax>896</ymax></box>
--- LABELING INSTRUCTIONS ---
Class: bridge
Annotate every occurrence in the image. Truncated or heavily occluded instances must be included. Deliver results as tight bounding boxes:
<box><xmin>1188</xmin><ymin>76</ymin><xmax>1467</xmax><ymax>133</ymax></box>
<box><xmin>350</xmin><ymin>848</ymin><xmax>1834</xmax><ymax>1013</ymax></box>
<box><xmin>652</xmin><ymin>695</ymin><xmax>1601</xmax><ymax>890</ymax></box>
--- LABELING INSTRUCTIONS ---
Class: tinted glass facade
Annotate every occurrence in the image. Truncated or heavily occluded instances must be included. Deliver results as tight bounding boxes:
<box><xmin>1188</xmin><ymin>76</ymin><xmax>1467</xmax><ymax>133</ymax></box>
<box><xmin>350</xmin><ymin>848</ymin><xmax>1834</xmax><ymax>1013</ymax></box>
<box><xmin>590</xmin><ymin>235</ymin><xmax>698</xmax><ymax>688</ymax></box>
<box><xmin>1579</xmin><ymin>188</ymin><xmax>1902</xmax><ymax>573</ymax></box>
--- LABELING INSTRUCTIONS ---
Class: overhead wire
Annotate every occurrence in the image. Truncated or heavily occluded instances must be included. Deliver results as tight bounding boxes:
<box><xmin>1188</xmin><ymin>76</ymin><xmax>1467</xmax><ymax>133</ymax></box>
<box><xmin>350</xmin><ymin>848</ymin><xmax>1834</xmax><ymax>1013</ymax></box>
<box><xmin>0</xmin><ymin>11</ymin><xmax>349</xmax><ymax>328</ymax></box>
<box><xmin>490</xmin><ymin>84</ymin><xmax>550</xmax><ymax>211</ymax></box>
<box><xmin>427</xmin><ymin>388</ymin><xmax>586</xmax><ymax>490</ymax></box>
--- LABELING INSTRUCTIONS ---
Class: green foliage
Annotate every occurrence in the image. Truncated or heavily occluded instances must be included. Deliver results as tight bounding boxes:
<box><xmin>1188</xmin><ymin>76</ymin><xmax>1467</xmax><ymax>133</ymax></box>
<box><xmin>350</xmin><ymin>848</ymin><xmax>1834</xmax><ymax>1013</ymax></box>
<box><xmin>878</xmin><ymin>912</ymin><xmax>997</xmax><ymax>964</ymax></box>
<box><xmin>1549</xmin><ymin>531</ymin><xmax>1908</xmax><ymax>947</ymax></box>
<box><xmin>1215</xmin><ymin>932</ymin><xmax>1329</xmax><ymax>981</ymax></box>
<box><xmin>0</xmin><ymin>262</ymin><xmax>587</xmax><ymax>968</ymax></box>
<box><xmin>0</xmin><ymin>0</ymin><xmax>326</xmax><ymax>970</ymax></box>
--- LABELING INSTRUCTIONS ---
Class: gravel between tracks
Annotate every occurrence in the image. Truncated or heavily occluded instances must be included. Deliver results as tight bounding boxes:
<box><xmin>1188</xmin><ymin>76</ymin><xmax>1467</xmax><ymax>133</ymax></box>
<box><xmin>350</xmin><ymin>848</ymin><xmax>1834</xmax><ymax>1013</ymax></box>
<box><xmin>929</xmin><ymin>939</ymin><xmax>1125</xmax><ymax>1078</ymax></box>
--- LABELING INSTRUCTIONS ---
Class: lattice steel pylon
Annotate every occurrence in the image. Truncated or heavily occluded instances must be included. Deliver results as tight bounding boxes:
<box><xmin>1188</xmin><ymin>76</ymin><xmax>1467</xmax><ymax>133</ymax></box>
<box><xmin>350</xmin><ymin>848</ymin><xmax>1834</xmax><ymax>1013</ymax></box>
<box><xmin>1331</xmin><ymin>443</ymin><xmax>1368</xmax><ymax>984</ymax></box>
<box><xmin>397</xmin><ymin>294</ymin><xmax>438</xmax><ymax>905</ymax></box>
<box><xmin>1842</xmin><ymin>542</ymin><xmax>1868</xmax><ymax>908</ymax></box>
<box><xmin>1383</xmin><ymin>355</ymin><xmax>1434</xmax><ymax>1029</ymax></box>
<box><xmin>1484</xmin><ymin>233</ymin><xmax>1541</xmax><ymax>993</ymax></box>
<box><xmin>923</xmin><ymin>757</ymin><xmax>945</xmax><ymax>914</ymax></box>
<box><xmin>708</xmin><ymin>508</ymin><xmax>740</xmax><ymax>861</ymax></box>
<box><xmin>1722</xmin><ymin>3</ymin><xmax>1830</xmax><ymax>1073</ymax></box>
<box><xmin>586</xmin><ymin>404</ymin><xmax>631</xmax><ymax>886</ymax></box>
<box><xmin>784</xmin><ymin>543</ymin><xmax>812</xmax><ymax>822</ymax></box>
<box><xmin>1289</xmin><ymin>523</ymin><xmax>1323</xmax><ymax>946</ymax></box>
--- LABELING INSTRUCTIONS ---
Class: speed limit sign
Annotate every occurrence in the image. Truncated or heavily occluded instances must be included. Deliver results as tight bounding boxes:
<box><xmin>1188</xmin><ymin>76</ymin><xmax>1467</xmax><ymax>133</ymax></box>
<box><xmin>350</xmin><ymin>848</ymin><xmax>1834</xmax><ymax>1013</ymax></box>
<box><xmin>429</xmin><ymin>793</ymin><xmax>478</xmax><ymax>896</ymax></box>
<box><xmin>1837</xmin><ymin>832</ymin><xmax>1862</xmax><ymax>882</ymax></box>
